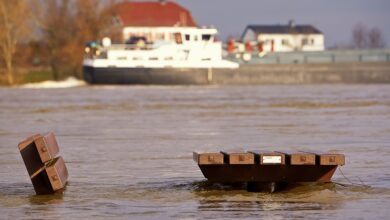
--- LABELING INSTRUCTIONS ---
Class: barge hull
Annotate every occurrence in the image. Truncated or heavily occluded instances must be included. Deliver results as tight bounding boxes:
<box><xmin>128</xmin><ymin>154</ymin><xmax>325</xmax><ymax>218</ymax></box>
<box><xmin>83</xmin><ymin>66</ymin><xmax>216</xmax><ymax>85</ymax></box>
<box><xmin>84</xmin><ymin>62</ymin><xmax>390</xmax><ymax>85</ymax></box>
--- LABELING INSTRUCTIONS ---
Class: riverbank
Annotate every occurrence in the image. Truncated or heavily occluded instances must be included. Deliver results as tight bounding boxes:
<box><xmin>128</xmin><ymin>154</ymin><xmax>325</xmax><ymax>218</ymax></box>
<box><xmin>211</xmin><ymin>62</ymin><xmax>390</xmax><ymax>84</ymax></box>
<box><xmin>0</xmin><ymin>68</ymin><xmax>54</xmax><ymax>85</ymax></box>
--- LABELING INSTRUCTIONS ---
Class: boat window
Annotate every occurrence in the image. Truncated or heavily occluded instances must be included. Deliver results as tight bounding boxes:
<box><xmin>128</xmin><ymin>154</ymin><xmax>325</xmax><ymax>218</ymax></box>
<box><xmin>185</xmin><ymin>34</ymin><xmax>190</xmax><ymax>41</ymax></box>
<box><xmin>156</xmin><ymin>33</ymin><xmax>164</xmax><ymax>40</ymax></box>
<box><xmin>202</xmin><ymin>34</ymin><xmax>212</xmax><ymax>41</ymax></box>
<box><xmin>174</xmin><ymin>33</ymin><xmax>183</xmax><ymax>44</ymax></box>
<box><xmin>145</xmin><ymin>33</ymin><xmax>152</xmax><ymax>42</ymax></box>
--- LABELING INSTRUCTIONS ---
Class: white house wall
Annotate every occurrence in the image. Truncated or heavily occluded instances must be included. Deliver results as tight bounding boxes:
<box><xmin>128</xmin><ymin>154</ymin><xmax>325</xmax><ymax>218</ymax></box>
<box><xmin>257</xmin><ymin>34</ymin><xmax>324</xmax><ymax>52</ymax></box>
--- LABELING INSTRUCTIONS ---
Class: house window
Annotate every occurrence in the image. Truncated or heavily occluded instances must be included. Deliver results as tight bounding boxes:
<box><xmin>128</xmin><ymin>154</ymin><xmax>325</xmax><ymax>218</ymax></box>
<box><xmin>185</xmin><ymin>34</ymin><xmax>190</xmax><ymax>41</ymax></box>
<box><xmin>282</xmin><ymin>39</ymin><xmax>289</xmax><ymax>45</ymax></box>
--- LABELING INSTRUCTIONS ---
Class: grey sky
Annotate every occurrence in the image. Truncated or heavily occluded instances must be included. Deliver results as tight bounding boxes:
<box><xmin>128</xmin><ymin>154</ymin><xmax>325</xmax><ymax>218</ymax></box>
<box><xmin>176</xmin><ymin>0</ymin><xmax>390</xmax><ymax>47</ymax></box>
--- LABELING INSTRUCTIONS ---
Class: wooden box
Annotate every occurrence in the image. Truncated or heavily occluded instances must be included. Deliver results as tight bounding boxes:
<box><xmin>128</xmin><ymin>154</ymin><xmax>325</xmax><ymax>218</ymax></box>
<box><xmin>221</xmin><ymin>151</ymin><xmax>255</xmax><ymax>164</ymax></box>
<box><xmin>319</xmin><ymin>153</ymin><xmax>345</xmax><ymax>165</ymax></box>
<box><xmin>31</xmin><ymin>157</ymin><xmax>68</xmax><ymax>195</ymax></box>
<box><xmin>18</xmin><ymin>133</ymin><xmax>60</xmax><ymax>176</ymax></box>
<box><xmin>301</xmin><ymin>151</ymin><xmax>345</xmax><ymax>165</ymax></box>
<box><xmin>193</xmin><ymin>152</ymin><xmax>224</xmax><ymax>165</ymax></box>
<box><xmin>276</xmin><ymin>151</ymin><xmax>316</xmax><ymax>165</ymax></box>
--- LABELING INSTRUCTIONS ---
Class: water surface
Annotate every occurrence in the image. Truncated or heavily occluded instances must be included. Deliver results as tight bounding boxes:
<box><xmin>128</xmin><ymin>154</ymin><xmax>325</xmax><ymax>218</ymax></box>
<box><xmin>1</xmin><ymin>85</ymin><xmax>389</xmax><ymax>219</ymax></box>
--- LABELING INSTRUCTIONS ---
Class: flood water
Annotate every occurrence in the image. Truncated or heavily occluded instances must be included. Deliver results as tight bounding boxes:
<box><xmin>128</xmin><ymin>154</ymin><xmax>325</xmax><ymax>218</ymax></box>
<box><xmin>1</xmin><ymin>84</ymin><xmax>390</xmax><ymax>219</ymax></box>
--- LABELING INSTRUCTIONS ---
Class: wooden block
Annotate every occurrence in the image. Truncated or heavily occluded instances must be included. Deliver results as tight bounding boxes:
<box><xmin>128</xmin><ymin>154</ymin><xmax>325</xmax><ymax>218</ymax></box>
<box><xmin>301</xmin><ymin>151</ymin><xmax>345</xmax><ymax>166</ymax></box>
<box><xmin>35</xmin><ymin>133</ymin><xmax>60</xmax><ymax>163</ymax></box>
<box><xmin>319</xmin><ymin>153</ymin><xmax>345</xmax><ymax>165</ymax></box>
<box><xmin>276</xmin><ymin>151</ymin><xmax>316</xmax><ymax>165</ymax></box>
<box><xmin>18</xmin><ymin>133</ymin><xmax>60</xmax><ymax>176</ymax></box>
<box><xmin>249</xmin><ymin>151</ymin><xmax>286</xmax><ymax>165</ymax></box>
<box><xmin>30</xmin><ymin>157</ymin><xmax>68</xmax><ymax>195</ymax></box>
<box><xmin>193</xmin><ymin>152</ymin><xmax>224</xmax><ymax>165</ymax></box>
<box><xmin>18</xmin><ymin>135</ymin><xmax>46</xmax><ymax>177</ymax></box>
<box><xmin>221</xmin><ymin>151</ymin><xmax>255</xmax><ymax>164</ymax></box>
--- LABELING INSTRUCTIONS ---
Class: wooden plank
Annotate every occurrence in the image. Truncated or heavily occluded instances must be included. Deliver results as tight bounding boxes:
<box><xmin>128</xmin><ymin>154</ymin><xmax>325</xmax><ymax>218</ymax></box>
<box><xmin>249</xmin><ymin>151</ymin><xmax>286</xmax><ymax>165</ymax></box>
<box><xmin>17</xmin><ymin>134</ymin><xmax>41</xmax><ymax>151</ymax></box>
<box><xmin>276</xmin><ymin>151</ymin><xmax>316</xmax><ymax>165</ymax></box>
<box><xmin>193</xmin><ymin>152</ymin><xmax>224</xmax><ymax>165</ymax></box>
<box><xmin>18</xmin><ymin>134</ymin><xmax>46</xmax><ymax>177</ymax></box>
<box><xmin>30</xmin><ymin>156</ymin><xmax>68</xmax><ymax>195</ymax></box>
<box><xmin>319</xmin><ymin>153</ymin><xmax>345</xmax><ymax>166</ymax></box>
<box><xmin>301</xmin><ymin>151</ymin><xmax>345</xmax><ymax>166</ymax></box>
<box><xmin>45</xmin><ymin>156</ymin><xmax>68</xmax><ymax>191</ymax></box>
<box><xmin>34</xmin><ymin>132</ymin><xmax>60</xmax><ymax>163</ymax></box>
<box><xmin>18</xmin><ymin>133</ymin><xmax>60</xmax><ymax>177</ymax></box>
<box><xmin>221</xmin><ymin>151</ymin><xmax>255</xmax><ymax>164</ymax></box>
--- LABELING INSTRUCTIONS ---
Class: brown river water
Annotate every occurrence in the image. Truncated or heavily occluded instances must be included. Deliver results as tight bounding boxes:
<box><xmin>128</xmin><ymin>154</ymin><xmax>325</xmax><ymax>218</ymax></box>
<box><xmin>0</xmin><ymin>84</ymin><xmax>390</xmax><ymax>219</ymax></box>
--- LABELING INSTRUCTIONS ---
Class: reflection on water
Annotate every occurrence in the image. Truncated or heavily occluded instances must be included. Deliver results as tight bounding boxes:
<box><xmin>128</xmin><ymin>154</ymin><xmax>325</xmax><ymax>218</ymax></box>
<box><xmin>0</xmin><ymin>84</ymin><xmax>390</xmax><ymax>219</ymax></box>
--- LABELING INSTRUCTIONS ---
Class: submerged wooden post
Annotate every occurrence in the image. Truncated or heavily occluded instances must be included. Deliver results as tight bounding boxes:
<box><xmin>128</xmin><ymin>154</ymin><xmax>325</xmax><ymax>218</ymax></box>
<box><xmin>194</xmin><ymin>149</ymin><xmax>345</xmax><ymax>192</ymax></box>
<box><xmin>18</xmin><ymin>133</ymin><xmax>68</xmax><ymax>195</ymax></box>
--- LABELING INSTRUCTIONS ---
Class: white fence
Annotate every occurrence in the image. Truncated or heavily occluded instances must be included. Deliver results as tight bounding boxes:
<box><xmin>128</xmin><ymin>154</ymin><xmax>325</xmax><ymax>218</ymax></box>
<box><xmin>227</xmin><ymin>49</ymin><xmax>390</xmax><ymax>64</ymax></box>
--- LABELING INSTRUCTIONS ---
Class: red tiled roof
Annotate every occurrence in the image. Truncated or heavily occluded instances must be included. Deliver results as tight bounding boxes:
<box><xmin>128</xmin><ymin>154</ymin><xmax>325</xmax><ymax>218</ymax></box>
<box><xmin>113</xmin><ymin>1</ymin><xmax>197</xmax><ymax>27</ymax></box>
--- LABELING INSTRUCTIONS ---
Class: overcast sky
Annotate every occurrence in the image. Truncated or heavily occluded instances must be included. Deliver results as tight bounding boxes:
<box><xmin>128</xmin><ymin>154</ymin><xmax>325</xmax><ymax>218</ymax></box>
<box><xmin>176</xmin><ymin>0</ymin><xmax>390</xmax><ymax>47</ymax></box>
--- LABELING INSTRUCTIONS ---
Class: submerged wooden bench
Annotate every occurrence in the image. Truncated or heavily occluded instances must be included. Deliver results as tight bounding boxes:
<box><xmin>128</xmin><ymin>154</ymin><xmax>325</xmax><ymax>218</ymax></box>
<box><xmin>18</xmin><ymin>133</ymin><xmax>68</xmax><ymax>195</ymax></box>
<box><xmin>194</xmin><ymin>150</ymin><xmax>345</xmax><ymax>192</ymax></box>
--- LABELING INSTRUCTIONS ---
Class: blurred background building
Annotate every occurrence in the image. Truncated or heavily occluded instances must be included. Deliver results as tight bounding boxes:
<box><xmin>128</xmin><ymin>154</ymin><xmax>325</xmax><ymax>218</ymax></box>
<box><xmin>240</xmin><ymin>21</ymin><xmax>324</xmax><ymax>52</ymax></box>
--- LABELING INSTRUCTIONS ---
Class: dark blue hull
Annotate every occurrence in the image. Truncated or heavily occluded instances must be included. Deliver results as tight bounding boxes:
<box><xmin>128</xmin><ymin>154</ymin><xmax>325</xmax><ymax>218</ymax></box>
<box><xmin>83</xmin><ymin>66</ymin><xmax>214</xmax><ymax>85</ymax></box>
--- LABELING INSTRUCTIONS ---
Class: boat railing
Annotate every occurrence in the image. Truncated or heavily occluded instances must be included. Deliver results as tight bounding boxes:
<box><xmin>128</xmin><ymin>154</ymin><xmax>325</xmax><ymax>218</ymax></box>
<box><xmin>104</xmin><ymin>44</ymin><xmax>155</xmax><ymax>51</ymax></box>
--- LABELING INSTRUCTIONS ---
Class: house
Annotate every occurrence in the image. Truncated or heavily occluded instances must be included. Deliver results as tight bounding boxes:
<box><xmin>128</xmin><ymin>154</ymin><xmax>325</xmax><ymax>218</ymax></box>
<box><xmin>241</xmin><ymin>21</ymin><xmax>325</xmax><ymax>52</ymax></box>
<box><xmin>111</xmin><ymin>1</ymin><xmax>198</xmax><ymax>42</ymax></box>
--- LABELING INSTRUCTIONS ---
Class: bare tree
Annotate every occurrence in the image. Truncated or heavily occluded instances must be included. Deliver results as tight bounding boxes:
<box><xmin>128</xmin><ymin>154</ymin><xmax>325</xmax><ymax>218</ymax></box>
<box><xmin>352</xmin><ymin>23</ymin><xmax>387</xmax><ymax>49</ymax></box>
<box><xmin>0</xmin><ymin>0</ymin><xmax>30</xmax><ymax>85</ymax></box>
<box><xmin>70</xmin><ymin>0</ymin><xmax>118</xmax><ymax>77</ymax></box>
<box><xmin>30</xmin><ymin>0</ymin><xmax>118</xmax><ymax>80</ymax></box>
<box><xmin>30</xmin><ymin>0</ymin><xmax>76</xmax><ymax>80</ymax></box>
<box><xmin>368</xmin><ymin>27</ymin><xmax>386</xmax><ymax>49</ymax></box>
<box><xmin>352</xmin><ymin>23</ymin><xmax>369</xmax><ymax>49</ymax></box>
<box><xmin>75</xmin><ymin>0</ymin><xmax>117</xmax><ymax>41</ymax></box>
